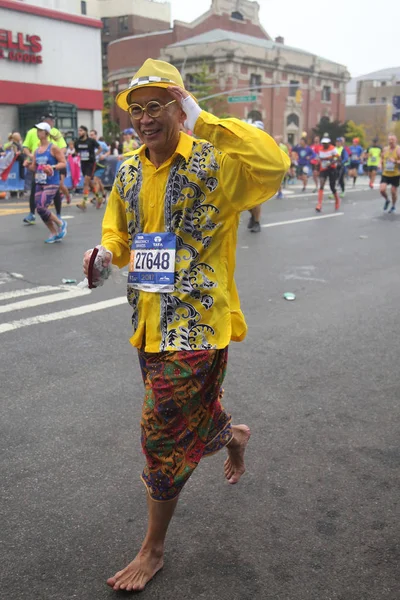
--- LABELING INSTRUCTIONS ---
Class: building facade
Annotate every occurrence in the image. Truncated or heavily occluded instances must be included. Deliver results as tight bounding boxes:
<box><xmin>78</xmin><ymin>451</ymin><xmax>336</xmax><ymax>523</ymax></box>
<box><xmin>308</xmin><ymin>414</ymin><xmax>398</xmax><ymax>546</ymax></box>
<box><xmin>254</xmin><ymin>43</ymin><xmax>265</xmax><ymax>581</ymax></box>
<box><xmin>0</xmin><ymin>0</ymin><xmax>103</xmax><ymax>140</ymax></box>
<box><xmin>108</xmin><ymin>0</ymin><xmax>349</xmax><ymax>143</ymax></box>
<box><xmin>345</xmin><ymin>67</ymin><xmax>400</xmax><ymax>142</ymax></box>
<box><xmin>18</xmin><ymin>0</ymin><xmax>172</xmax><ymax>76</ymax></box>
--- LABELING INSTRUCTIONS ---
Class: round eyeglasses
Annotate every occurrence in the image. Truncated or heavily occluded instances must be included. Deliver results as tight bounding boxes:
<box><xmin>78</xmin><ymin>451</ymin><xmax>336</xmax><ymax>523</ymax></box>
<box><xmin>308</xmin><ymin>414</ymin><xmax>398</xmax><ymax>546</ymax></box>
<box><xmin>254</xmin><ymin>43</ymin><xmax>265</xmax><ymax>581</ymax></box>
<box><xmin>128</xmin><ymin>99</ymin><xmax>177</xmax><ymax>120</ymax></box>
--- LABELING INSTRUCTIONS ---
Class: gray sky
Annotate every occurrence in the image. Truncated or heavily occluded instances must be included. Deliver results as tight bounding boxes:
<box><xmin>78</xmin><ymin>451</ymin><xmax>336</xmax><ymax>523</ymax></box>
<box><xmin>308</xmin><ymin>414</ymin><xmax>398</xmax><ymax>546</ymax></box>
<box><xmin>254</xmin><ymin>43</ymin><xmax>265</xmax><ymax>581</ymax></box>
<box><xmin>168</xmin><ymin>0</ymin><xmax>399</xmax><ymax>78</ymax></box>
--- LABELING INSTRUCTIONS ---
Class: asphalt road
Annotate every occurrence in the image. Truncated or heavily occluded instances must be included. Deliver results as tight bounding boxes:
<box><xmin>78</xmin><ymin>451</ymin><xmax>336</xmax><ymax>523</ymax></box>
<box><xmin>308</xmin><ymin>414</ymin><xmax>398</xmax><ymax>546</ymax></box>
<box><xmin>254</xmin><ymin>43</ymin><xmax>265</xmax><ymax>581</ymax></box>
<box><xmin>1</xmin><ymin>181</ymin><xmax>399</xmax><ymax>600</ymax></box>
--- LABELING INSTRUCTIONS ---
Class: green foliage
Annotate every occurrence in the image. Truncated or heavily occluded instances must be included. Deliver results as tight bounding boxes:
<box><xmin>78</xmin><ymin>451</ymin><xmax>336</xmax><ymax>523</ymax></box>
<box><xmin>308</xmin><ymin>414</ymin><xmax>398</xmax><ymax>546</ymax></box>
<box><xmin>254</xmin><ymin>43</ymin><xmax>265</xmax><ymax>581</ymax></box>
<box><xmin>312</xmin><ymin>116</ymin><xmax>347</xmax><ymax>142</ymax></box>
<box><xmin>186</xmin><ymin>62</ymin><xmax>228</xmax><ymax>117</ymax></box>
<box><xmin>102</xmin><ymin>81</ymin><xmax>120</xmax><ymax>143</ymax></box>
<box><xmin>345</xmin><ymin>120</ymin><xmax>367</xmax><ymax>147</ymax></box>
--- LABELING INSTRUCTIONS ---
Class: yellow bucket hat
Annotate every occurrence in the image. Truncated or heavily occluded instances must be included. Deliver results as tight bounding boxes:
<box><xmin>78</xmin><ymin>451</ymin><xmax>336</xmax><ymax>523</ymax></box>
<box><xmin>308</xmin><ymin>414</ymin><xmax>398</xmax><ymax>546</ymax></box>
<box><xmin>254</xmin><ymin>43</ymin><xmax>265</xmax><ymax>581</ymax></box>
<box><xmin>116</xmin><ymin>58</ymin><xmax>194</xmax><ymax>111</ymax></box>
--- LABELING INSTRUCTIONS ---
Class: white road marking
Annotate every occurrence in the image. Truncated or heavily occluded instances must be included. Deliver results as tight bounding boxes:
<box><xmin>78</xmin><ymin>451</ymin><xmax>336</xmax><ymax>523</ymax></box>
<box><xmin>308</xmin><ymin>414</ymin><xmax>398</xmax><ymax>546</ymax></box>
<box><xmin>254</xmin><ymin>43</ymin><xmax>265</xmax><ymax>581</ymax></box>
<box><xmin>281</xmin><ymin>188</ymin><xmax>369</xmax><ymax>200</ymax></box>
<box><xmin>62</xmin><ymin>216</ymin><xmax>75</xmax><ymax>220</ymax></box>
<box><xmin>10</xmin><ymin>272</ymin><xmax>24</xmax><ymax>278</ymax></box>
<box><xmin>262</xmin><ymin>213</ymin><xmax>344</xmax><ymax>228</ymax></box>
<box><xmin>0</xmin><ymin>285</ymin><xmax>61</xmax><ymax>301</ymax></box>
<box><xmin>0</xmin><ymin>296</ymin><xmax>127</xmax><ymax>334</ymax></box>
<box><xmin>0</xmin><ymin>288</ymin><xmax>91</xmax><ymax>314</ymax></box>
<box><xmin>283</xmin><ymin>274</ymin><xmax>327</xmax><ymax>283</ymax></box>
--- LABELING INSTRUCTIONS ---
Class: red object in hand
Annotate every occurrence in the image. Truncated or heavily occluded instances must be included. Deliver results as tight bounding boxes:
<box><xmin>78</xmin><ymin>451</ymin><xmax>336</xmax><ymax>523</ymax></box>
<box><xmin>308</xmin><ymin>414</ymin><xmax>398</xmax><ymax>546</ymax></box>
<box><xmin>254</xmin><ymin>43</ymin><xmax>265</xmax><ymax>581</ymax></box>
<box><xmin>87</xmin><ymin>247</ymin><xmax>99</xmax><ymax>289</ymax></box>
<box><xmin>43</xmin><ymin>164</ymin><xmax>54</xmax><ymax>176</ymax></box>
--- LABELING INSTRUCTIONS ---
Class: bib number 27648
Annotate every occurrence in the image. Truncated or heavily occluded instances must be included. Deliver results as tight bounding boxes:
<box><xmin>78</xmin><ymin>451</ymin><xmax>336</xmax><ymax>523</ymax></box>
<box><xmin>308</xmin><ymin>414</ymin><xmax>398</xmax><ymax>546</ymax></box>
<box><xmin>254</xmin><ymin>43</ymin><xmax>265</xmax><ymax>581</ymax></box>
<box><xmin>128</xmin><ymin>232</ymin><xmax>176</xmax><ymax>293</ymax></box>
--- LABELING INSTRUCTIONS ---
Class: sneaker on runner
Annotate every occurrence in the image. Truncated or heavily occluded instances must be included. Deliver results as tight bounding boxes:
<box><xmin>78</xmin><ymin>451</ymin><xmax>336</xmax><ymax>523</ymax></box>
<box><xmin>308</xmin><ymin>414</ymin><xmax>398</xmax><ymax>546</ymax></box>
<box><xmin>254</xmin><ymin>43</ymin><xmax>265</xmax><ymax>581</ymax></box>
<box><xmin>389</xmin><ymin>206</ymin><xmax>396</xmax><ymax>213</ymax></box>
<box><xmin>23</xmin><ymin>213</ymin><xmax>36</xmax><ymax>225</ymax></box>
<box><xmin>56</xmin><ymin>219</ymin><xmax>68</xmax><ymax>241</ymax></box>
<box><xmin>250</xmin><ymin>221</ymin><xmax>261</xmax><ymax>233</ymax></box>
<box><xmin>77</xmin><ymin>202</ymin><xmax>87</xmax><ymax>211</ymax></box>
<box><xmin>247</xmin><ymin>215</ymin><xmax>255</xmax><ymax>229</ymax></box>
<box><xmin>315</xmin><ymin>204</ymin><xmax>322</xmax><ymax>212</ymax></box>
<box><xmin>96</xmin><ymin>197</ymin><xmax>103</xmax><ymax>209</ymax></box>
<box><xmin>328</xmin><ymin>193</ymin><xmax>334</xmax><ymax>199</ymax></box>
<box><xmin>44</xmin><ymin>234</ymin><xmax>58</xmax><ymax>244</ymax></box>
<box><xmin>340</xmin><ymin>192</ymin><xmax>345</xmax><ymax>198</ymax></box>
<box><xmin>383</xmin><ymin>199</ymin><xmax>390</xmax><ymax>211</ymax></box>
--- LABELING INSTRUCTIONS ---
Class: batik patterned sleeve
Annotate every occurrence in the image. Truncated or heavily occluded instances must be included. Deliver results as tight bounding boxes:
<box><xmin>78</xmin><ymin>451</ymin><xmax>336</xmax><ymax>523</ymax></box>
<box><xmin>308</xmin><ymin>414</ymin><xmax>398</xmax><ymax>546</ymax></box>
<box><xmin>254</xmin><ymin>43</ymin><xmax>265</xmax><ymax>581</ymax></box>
<box><xmin>101</xmin><ymin>174</ymin><xmax>130</xmax><ymax>268</ymax></box>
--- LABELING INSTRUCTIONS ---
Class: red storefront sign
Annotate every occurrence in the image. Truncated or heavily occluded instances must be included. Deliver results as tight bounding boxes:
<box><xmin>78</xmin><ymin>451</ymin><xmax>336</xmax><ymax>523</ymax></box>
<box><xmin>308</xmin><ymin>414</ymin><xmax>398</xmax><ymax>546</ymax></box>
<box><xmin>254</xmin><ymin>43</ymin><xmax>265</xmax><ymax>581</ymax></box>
<box><xmin>0</xmin><ymin>30</ymin><xmax>43</xmax><ymax>64</ymax></box>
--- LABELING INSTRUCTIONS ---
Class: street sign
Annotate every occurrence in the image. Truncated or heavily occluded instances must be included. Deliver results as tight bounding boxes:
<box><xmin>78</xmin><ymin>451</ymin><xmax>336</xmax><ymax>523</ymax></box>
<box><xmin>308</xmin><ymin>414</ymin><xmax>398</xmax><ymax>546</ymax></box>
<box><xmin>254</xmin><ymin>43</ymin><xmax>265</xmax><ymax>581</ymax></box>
<box><xmin>227</xmin><ymin>94</ymin><xmax>257</xmax><ymax>103</ymax></box>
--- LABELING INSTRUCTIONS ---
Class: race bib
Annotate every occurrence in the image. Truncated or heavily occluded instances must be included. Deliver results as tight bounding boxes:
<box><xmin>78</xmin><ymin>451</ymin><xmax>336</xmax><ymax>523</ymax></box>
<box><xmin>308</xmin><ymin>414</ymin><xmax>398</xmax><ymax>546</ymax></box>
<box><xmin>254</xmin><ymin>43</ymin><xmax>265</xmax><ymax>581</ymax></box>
<box><xmin>385</xmin><ymin>160</ymin><xmax>395</xmax><ymax>172</ymax></box>
<box><xmin>321</xmin><ymin>160</ymin><xmax>330</xmax><ymax>169</ymax></box>
<box><xmin>302</xmin><ymin>166</ymin><xmax>309</xmax><ymax>175</ymax></box>
<box><xmin>80</xmin><ymin>150</ymin><xmax>90</xmax><ymax>161</ymax></box>
<box><xmin>35</xmin><ymin>170</ymin><xmax>47</xmax><ymax>184</ymax></box>
<box><xmin>351</xmin><ymin>154</ymin><xmax>359</xmax><ymax>161</ymax></box>
<box><xmin>370</xmin><ymin>156</ymin><xmax>377</xmax><ymax>163</ymax></box>
<box><xmin>128</xmin><ymin>232</ymin><xmax>176</xmax><ymax>293</ymax></box>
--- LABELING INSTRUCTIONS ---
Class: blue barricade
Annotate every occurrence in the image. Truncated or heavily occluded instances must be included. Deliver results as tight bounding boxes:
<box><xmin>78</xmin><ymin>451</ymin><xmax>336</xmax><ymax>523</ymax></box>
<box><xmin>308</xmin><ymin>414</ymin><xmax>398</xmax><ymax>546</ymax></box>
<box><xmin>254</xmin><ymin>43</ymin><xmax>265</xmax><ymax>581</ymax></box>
<box><xmin>0</xmin><ymin>161</ymin><xmax>25</xmax><ymax>192</ymax></box>
<box><xmin>0</xmin><ymin>156</ymin><xmax>125</xmax><ymax>192</ymax></box>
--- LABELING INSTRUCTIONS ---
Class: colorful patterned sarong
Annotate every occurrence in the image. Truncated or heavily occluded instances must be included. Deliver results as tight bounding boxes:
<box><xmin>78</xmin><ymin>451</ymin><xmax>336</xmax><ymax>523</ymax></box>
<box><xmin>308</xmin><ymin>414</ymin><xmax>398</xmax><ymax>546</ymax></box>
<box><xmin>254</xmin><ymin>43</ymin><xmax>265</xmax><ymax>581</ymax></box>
<box><xmin>138</xmin><ymin>348</ymin><xmax>232</xmax><ymax>501</ymax></box>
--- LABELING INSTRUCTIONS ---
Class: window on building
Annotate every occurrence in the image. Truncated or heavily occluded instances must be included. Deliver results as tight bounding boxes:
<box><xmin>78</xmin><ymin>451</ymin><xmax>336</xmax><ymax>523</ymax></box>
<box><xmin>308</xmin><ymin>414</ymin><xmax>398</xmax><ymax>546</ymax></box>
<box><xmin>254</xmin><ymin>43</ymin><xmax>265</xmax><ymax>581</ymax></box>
<box><xmin>118</xmin><ymin>16</ymin><xmax>129</xmax><ymax>33</ymax></box>
<box><xmin>286</xmin><ymin>113</ymin><xmax>299</xmax><ymax>127</ymax></box>
<box><xmin>369</xmin><ymin>97</ymin><xmax>376</xmax><ymax>104</ymax></box>
<box><xmin>322</xmin><ymin>85</ymin><xmax>331</xmax><ymax>102</ymax></box>
<box><xmin>185</xmin><ymin>74</ymin><xmax>195</xmax><ymax>92</ymax></box>
<box><xmin>381</xmin><ymin>97</ymin><xmax>387</xmax><ymax>103</ymax></box>
<box><xmin>289</xmin><ymin>80</ymin><xmax>299</xmax><ymax>97</ymax></box>
<box><xmin>102</xmin><ymin>18</ymin><xmax>110</xmax><ymax>35</ymax></box>
<box><xmin>250</xmin><ymin>73</ymin><xmax>262</xmax><ymax>92</ymax></box>
<box><xmin>231</xmin><ymin>11</ymin><xmax>244</xmax><ymax>20</ymax></box>
<box><xmin>81</xmin><ymin>0</ymin><xmax>87</xmax><ymax>15</ymax></box>
<box><xmin>102</xmin><ymin>42</ymin><xmax>109</xmax><ymax>62</ymax></box>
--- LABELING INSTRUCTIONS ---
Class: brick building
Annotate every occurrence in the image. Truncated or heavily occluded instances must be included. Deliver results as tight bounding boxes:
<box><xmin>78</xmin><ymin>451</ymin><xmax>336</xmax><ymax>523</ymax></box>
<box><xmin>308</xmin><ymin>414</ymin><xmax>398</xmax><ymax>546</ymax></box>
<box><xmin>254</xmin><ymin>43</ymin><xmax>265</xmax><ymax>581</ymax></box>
<box><xmin>108</xmin><ymin>0</ymin><xmax>350</xmax><ymax>143</ymax></box>
<box><xmin>345</xmin><ymin>67</ymin><xmax>400</xmax><ymax>143</ymax></box>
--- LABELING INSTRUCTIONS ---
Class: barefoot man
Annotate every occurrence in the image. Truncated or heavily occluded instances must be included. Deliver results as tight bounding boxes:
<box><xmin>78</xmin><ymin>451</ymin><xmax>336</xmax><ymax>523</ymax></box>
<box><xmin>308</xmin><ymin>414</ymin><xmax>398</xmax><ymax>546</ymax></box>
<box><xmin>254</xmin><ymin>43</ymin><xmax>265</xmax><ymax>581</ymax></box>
<box><xmin>82</xmin><ymin>58</ymin><xmax>289</xmax><ymax>593</ymax></box>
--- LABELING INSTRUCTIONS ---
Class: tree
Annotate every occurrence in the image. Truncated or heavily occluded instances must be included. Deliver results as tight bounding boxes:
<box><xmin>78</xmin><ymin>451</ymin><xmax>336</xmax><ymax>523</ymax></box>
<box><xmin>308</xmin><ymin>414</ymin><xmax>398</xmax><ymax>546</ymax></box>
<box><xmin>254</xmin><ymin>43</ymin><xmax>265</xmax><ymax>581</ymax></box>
<box><xmin>345</xmin><ymin>120</ymin><xmax>367</xmax><ymax>147</ymax></box>
<box><xmin>312</xmin><ymin>116</ymin><xmax>347</xmax><ymax>141</ymax></box>
<box><xmin>392</xmin><ymin>121</ymin><xmax>400</xmax><ymax>141</ymax></box>
<box><xmin>102</xmin><ymin>81</ymin><xmax>120</xmax><ymax>143</ymax></box>
<box><xmin>186</xmin><ymin>62</ymin><xmax>229</xmax><ymax>117</ymax></box>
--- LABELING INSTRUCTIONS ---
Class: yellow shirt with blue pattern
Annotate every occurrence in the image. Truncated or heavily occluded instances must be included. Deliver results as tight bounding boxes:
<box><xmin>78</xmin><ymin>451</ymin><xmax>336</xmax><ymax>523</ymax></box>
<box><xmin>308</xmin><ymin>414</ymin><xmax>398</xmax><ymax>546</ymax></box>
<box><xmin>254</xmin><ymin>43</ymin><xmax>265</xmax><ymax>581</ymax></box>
<box><xmin>102</xmin><ymin>111</ymin><xmax>290</xmax><ymax>352</ymax></box>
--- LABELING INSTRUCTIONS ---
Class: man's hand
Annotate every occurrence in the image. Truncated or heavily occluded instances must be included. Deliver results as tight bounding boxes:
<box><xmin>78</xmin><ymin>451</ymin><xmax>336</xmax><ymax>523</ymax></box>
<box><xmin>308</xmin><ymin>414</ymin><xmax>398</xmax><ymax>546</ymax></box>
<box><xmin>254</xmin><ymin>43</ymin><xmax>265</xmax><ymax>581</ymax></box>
<box><xmin>83</xmin><ymin>247</ymin><xmax>112</xmax><ymax>278</ymax></box>
<box><xmin>168</xmin><ymin>86</ymin><xmax>202</xmax><ymax>131</ymax></box>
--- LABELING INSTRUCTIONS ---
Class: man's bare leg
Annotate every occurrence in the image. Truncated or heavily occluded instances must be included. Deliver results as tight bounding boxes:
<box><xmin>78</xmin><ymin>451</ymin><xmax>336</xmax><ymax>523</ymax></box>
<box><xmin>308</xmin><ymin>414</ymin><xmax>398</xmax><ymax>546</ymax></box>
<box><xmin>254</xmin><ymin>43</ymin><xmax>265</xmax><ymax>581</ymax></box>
<box><xmin>224</xmin><ymin>424</ymin><xmax>251</xmax><ymax>484</ymax></box>
<box><xmin>107</xmin><ymin>494</ymin><xmax>178</xmax><ymax>592</ymax></box>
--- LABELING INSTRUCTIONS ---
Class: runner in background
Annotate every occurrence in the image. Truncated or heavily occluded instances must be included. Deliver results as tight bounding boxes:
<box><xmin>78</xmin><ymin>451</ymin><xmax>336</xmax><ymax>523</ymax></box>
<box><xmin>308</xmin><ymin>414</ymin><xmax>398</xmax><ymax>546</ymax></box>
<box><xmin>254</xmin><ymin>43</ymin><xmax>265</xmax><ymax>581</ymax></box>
<box><xmin>348</xmin><ymin>137</ymin><xmax>364</xmax><ymax>187</ymax></box>
<box><xmin>380</xmin><ymin>134</ymin><xmax>400</xmax><ymax>213</ymax></box>
<box><xmin>89</xmin><ymin>130</ymin><xmax>110</xmax><ymax>208</ymax></box>
<box><xmin>28</xmin><ymin>122</ymin><xmax>67</xmax><ymax>243</ymax></box>
<box><xmin>247</xmin><ymin>120</ymin><xmax>266</xmax><ymax>232</ymax></box>
<box><xmin>75</xmin><ymin>125</ymin><xmax>100</xmax><ymax>211</ymax></box>
<box><xmin>274</xmin><ymin>135</ymin><xmax>289</xmax><ymax>199</ymax></box>
<box><xmin>122</xmin><ymin>128</ymin><xmax>139</xmax><ymax>156</ymax></box>
<box><xmin>366</xmin><ymin>138</ymin><xmax>382</xmax><ymax>189</ymax></box>
<box><xmin>315</xmin><ymin>136</ymin><xmax>340</xmax><ymax>212</ymax></box>
<box><xmin>330</xmin><ymin>137</ymin><xmax>348</xmax><ymax>198</ymax></box>
<box><xmin>22</xmin><ymin>113</ymin><xmax>67</xmax><ymax>224</ymax></box>
<box><xmin>310</xmin><ymin>135</ymin><xmax>322</xmax><ymax>192</ymax></box>
<box><xmin>291</xmin><ymin>138</ymin><xmax>315</xmax><ymax>192</ymax></box>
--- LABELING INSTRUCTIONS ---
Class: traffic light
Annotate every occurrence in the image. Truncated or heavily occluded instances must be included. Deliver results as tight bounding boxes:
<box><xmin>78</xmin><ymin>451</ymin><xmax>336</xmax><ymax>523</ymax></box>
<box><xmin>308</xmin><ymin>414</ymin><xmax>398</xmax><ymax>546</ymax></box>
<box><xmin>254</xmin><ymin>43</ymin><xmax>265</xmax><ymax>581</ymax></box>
<box><xmin>295</xmin><ymin>89</ymin><xmax>302</xmax><ymax>104</ymax></box>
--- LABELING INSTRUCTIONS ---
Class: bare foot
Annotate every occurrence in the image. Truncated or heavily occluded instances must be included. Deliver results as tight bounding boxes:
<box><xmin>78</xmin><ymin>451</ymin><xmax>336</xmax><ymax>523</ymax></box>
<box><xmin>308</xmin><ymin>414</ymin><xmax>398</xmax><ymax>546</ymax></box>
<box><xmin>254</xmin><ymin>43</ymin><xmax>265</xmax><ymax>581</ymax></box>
<box><xmin>224</xmin><ymin>424</ymin><xmax>251</xmax><ymax>484</ymax></box>
<box><xmin>106</xmin><ymin>547</ymin><xmax>164</xmax><ymax>592</ymax></box>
